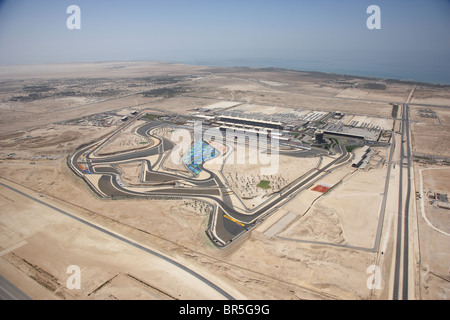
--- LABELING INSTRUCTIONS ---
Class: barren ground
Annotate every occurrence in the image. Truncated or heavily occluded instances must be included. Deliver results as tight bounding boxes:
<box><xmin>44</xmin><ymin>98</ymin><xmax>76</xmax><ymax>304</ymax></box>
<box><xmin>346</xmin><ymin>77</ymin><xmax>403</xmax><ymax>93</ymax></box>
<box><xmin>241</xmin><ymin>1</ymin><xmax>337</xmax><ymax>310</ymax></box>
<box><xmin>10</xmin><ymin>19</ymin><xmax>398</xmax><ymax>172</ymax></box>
<box><xmin>415</xmin><ymin>166</ymin><xmax>450</xmax><ymax>299</ymax></box>
<box><xmin>0</xmin><ymin>61</ymin><xmax>449</xmax><ymax>300</ymax></box>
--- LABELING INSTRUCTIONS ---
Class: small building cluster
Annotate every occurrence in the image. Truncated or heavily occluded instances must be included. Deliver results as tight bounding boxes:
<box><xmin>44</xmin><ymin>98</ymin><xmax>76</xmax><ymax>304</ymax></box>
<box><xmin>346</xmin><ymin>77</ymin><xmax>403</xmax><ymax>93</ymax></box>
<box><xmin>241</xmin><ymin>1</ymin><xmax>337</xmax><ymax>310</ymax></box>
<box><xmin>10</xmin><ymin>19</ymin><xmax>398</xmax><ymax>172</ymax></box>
<box><xmin>352</xmin><ymin>146</ymin><xmax>372</xmax><ymax>169</ymax></box>
<box><xmin>427</xmin><ymin>190</ymin><xmax>450</xmax><ymax>210</ymax></box>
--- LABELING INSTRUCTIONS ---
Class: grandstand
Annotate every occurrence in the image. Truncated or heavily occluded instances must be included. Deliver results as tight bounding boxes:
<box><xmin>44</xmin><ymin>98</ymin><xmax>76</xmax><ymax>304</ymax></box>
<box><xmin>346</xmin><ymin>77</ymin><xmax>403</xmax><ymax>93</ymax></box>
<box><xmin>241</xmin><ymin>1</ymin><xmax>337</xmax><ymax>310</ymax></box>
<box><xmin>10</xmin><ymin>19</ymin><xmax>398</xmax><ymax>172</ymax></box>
<box><xmin>216</xmin><ymin>115</ymin><xmax>283</xmax><ymax>131</ymax></box>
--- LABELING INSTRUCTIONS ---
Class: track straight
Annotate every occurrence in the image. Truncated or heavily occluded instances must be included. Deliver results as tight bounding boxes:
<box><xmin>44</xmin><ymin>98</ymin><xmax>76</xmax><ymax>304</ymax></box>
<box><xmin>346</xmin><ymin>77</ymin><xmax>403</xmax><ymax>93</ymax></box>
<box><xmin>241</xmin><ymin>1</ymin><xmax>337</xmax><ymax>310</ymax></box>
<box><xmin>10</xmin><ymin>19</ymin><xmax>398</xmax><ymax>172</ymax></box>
<box><xmin>393</xmin><ymin>103</ymin><xmax>412</xmax><ymax>300</ymax></box>
<box><xmin>403</xmin><ymin>103</ymin><xmax>412</xmax><ymax>300</ymax></box>
<box><xmin>393</xmin><ymin>104</ymin><xmax>404</xmax><ymax>300</ymax></box>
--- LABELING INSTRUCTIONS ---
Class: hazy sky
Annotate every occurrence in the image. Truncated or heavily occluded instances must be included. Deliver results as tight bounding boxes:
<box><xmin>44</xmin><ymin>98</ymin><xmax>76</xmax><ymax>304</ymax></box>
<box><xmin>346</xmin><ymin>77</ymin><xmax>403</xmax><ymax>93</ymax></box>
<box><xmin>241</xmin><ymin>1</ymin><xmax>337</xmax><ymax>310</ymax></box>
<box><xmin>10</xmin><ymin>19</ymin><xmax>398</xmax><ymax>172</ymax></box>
<box><xmin>0</xmin><ymin>0</ymin><xmax>449</xmax><ymax>82</ymax></box>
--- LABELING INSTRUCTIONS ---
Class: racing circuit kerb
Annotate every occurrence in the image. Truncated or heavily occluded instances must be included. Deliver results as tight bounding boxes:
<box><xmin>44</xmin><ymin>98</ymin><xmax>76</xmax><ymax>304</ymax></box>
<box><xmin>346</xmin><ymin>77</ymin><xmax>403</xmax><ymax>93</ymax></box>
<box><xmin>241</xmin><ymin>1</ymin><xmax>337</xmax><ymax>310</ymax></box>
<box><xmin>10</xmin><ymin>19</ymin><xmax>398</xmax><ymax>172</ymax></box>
<box><xmin>169</xmin><ymin>121</ymin><xmax>280</xmax><ymax>175</ymax></box>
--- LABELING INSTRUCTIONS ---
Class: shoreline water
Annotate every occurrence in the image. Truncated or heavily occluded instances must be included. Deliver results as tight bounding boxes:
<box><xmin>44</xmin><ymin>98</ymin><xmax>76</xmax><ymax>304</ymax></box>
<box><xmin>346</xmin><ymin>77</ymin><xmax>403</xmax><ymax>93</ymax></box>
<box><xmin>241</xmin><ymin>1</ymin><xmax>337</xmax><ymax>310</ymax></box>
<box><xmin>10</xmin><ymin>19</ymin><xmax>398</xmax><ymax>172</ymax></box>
<box><xmin>180</xmin><ymin>57</ymin><xmax>450</xmax><ymax>86</ymax></box>
<box><xmin>1</xmin><ymin>58</ymin><xmax>449</xmax><ymax>86</ymax></box>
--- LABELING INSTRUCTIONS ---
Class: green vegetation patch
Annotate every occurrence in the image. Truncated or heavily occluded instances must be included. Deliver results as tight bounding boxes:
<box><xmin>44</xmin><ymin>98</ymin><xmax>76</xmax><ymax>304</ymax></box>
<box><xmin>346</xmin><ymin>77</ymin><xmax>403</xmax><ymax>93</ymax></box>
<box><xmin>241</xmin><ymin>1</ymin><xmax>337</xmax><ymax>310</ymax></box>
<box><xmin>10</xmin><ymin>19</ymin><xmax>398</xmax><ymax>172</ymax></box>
<box><xmin>330</xmin><ymin>138</ymin><xmax>339</xmax><ymax>144</ymax></box>
<box><xmin>360</xmin><ymin>82</ymin><xmax>387</xmax><ymax>90</ymax></box>
<box><xmin>345</xmin><ymin>145</ymin><xmax>359</xmax><ymax>153</ymax></box>
<box><xmin>23</xmin><ymin>85</ymin><xmax>55</xmax><ymax>93</ymax></box>
<box><xmin>141</xmin><ymin>114</ymin><xmax>161</xmax><ymax>121</ymax></box>
<box><xmin>391</xmin><ymin>104</ymin><xmax>399</xmax><ymax>118</ymax></box>
<box><xmin>141</xmin><ymin>86</ymin><xmax>187</xmax><ymax>98</ymax></box>
<box><xmin>257</xmin><ymin>180</ymin><xmax>271</xmax><ymax>189</ymax></box>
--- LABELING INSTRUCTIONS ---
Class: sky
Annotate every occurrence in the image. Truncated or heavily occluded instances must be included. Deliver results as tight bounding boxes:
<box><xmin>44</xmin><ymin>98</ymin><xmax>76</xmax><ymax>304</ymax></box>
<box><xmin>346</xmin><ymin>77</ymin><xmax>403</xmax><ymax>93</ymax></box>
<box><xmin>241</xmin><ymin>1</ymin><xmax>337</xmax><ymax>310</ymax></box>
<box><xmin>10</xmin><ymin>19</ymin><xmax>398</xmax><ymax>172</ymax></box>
<box><xmin>0</xmin><ymin>0</ymin><xmax>449</xmax><ymax>83</ymax></box>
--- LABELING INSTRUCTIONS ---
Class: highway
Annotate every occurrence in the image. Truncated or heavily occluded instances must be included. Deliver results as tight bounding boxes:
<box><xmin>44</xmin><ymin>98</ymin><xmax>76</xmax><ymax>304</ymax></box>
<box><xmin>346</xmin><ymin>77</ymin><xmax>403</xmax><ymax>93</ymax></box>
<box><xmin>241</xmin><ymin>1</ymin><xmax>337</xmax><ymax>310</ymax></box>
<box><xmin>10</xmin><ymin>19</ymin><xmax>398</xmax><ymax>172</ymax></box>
<box><xmin>68</xmin><ymin>117</ymin><xmax>354</xmax><ymax>247</ymax></box>
<box><xmin>392</xmin><ymin>103</ymin><xmax>412</xmax><ymax>300</ymax></box>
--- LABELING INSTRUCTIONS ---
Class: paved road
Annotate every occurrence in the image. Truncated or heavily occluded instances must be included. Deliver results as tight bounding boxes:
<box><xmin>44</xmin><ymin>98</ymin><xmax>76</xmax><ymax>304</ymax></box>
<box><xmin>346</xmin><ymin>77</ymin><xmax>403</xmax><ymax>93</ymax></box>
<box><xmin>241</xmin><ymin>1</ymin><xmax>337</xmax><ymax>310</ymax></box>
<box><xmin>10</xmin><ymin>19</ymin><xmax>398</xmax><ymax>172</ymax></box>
<box><xmin>403</xmin><ymin>103</ymin><xmax>412</xmax><ymax>300</ymax></box>
<box><xmin>372</xmin><ymin>125</ymin><xmax>397</xmax><ymax>253</ymax></box>
<box><xmin>393</xmin><ymin>103</ymin><xmax>412</xmax><ymax>300</ymax></box>
<box><xmin>0</xmin><ymin>275</ymin><xmax>32</xmax><ymax>300</ymax></box>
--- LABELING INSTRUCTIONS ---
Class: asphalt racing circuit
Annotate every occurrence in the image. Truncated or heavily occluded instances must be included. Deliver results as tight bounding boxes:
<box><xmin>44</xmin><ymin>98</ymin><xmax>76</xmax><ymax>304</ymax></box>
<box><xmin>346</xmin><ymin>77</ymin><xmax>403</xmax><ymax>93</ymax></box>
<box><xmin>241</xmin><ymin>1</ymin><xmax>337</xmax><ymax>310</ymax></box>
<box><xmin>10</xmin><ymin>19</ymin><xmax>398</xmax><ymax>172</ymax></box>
<box><xmin>68</xmin><ymin>113</ymin><xmax>355</xmax><ymax>248</ymax></box>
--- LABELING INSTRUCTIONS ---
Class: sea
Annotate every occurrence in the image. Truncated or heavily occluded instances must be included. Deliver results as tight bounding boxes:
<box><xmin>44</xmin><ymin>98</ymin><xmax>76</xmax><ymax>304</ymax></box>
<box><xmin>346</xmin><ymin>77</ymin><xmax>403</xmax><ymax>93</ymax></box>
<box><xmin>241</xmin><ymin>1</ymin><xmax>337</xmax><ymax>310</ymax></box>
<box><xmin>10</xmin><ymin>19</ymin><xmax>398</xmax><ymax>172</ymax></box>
<box><xmin>176</xmin><ymin>54</ymin><xmax>450</xmax><ymax>85</ymax></box>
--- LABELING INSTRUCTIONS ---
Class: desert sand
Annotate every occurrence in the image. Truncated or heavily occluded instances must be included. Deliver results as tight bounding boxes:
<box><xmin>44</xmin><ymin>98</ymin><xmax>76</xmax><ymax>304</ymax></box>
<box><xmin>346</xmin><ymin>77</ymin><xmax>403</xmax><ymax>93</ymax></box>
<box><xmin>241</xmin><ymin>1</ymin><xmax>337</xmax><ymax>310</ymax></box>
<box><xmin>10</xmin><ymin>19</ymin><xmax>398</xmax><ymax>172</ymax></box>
<box><xmin>0</xmin><ymin>61</ymin><xmax>449</xmax><ymax>300</ymax></box>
